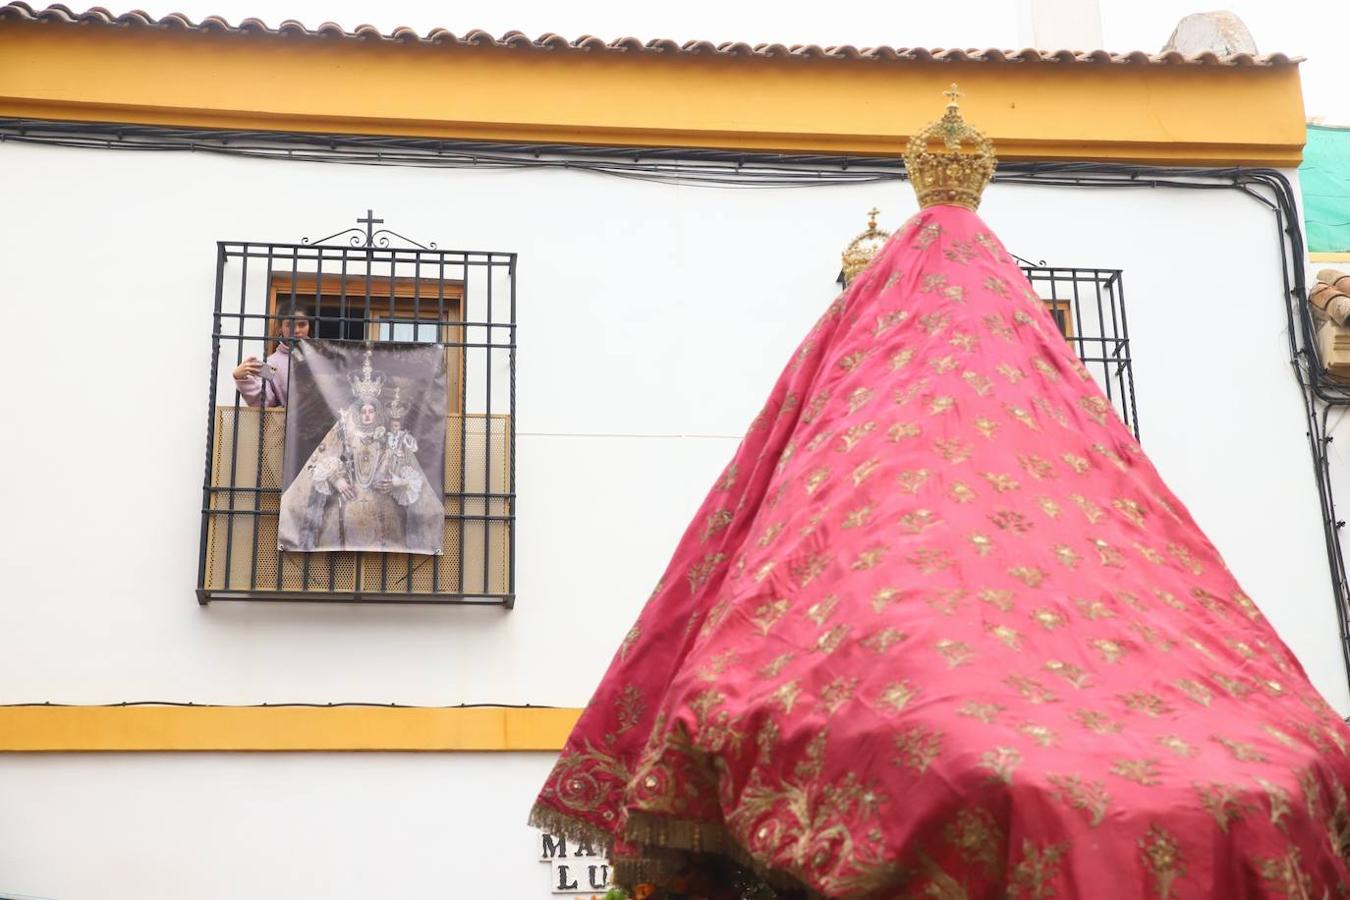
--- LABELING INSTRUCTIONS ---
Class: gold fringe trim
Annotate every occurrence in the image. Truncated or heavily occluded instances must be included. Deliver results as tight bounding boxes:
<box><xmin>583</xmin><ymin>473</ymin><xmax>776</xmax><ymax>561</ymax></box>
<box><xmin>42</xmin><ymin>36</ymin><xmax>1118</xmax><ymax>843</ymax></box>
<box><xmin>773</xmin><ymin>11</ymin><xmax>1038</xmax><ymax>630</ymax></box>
<box><xmin>527</xmin><ymin>802</ymin><xmax>616</xmax><ymax>855</ymax></box>
<box><xmin>625</xmin><ymin>809</ymin><xmax>737</xmax><ymax>857</ymax></box>
<box><xmin>624</xmin><ymin>810</ymin><xmax>821</xmax><ymax>896</ymax></box>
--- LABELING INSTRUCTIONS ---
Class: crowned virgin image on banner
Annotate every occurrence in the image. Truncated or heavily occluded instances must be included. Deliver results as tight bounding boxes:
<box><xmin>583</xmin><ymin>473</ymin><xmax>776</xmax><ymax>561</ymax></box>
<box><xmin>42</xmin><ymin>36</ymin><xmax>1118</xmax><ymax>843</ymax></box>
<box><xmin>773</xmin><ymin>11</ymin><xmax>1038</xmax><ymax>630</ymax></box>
<box><xmin>278</xmin><ymin>340</ymin><xmax>447</xmax><ymax>555</ymax></box>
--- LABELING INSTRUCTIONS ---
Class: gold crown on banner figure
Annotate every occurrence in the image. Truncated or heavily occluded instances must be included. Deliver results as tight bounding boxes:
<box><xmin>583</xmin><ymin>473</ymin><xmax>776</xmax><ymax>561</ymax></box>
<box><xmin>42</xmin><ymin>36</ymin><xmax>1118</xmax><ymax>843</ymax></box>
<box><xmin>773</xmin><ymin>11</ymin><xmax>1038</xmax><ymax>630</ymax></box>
<box><xmin>349</xmin><ymin>348</ymin><xmax>386</xmax><ymax>404</ymax></box>
<box><xmin>840</xmin><ymin>207</ymin><xmax>893</xmax><ymax>285</ymax></box>
<box><xmin>903</xmin><ymin>84</ymin><xmax>997</xmax><ymax>211</ymax></box>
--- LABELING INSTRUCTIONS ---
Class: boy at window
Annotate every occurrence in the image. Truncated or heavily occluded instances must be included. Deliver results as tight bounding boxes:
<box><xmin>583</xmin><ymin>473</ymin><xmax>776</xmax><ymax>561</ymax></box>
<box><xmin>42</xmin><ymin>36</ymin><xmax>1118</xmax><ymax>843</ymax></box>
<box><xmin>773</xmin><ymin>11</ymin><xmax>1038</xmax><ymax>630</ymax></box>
<box><xmin>233</xmin><ymin>302</ymin><xmax>310</xmax><ymax>407</ymax></box>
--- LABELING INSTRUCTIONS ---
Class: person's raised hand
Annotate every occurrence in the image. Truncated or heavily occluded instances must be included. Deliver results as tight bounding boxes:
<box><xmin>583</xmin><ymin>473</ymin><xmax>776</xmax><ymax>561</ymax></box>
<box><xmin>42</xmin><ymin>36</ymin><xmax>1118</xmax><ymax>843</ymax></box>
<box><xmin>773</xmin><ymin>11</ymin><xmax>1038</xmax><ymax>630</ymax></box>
<box><xmin>232</xmin><ymin>357</ymin><xmax>262</xmax><ymax>380</ymax></box>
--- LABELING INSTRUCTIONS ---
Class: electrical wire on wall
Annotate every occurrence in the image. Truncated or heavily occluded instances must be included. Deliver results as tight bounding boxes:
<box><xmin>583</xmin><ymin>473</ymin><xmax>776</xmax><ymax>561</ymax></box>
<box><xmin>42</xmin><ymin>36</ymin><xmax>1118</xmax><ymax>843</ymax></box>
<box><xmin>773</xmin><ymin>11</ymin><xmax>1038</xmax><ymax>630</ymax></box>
<box><xmin>3</xmin><ymin>117</ymin><xmax>1348</xmax><ymax>700</ymax></box>
<box><xmin>0</xmin><ymin>119</ymin><xmax>1317</xmax><ymax>193</ymax></box>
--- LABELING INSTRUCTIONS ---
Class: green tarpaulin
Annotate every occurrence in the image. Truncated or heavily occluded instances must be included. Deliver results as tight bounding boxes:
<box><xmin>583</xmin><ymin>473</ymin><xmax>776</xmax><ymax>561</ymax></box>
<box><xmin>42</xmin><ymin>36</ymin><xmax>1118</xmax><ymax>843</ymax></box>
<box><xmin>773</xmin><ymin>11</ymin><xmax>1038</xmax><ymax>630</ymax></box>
<box><xmin>1303</xmin><ymin>124</ymin><xmax>1350</xmax><ymax>253</ymax></box>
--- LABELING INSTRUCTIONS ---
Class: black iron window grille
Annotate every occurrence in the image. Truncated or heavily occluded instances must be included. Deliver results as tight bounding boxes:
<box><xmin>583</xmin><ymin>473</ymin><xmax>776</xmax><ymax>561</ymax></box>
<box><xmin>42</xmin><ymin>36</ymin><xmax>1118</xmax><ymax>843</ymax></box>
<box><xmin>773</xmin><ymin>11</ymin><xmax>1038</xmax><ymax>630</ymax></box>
<box><xmin>197</xmin><ymin>211</ymin><xmax>517</xmax><ymax>605</ymax></box>
<box><xmin>1018</xmin><ymin>262</ymin><xmax>1139</xmax><ymax>440</ymax></box>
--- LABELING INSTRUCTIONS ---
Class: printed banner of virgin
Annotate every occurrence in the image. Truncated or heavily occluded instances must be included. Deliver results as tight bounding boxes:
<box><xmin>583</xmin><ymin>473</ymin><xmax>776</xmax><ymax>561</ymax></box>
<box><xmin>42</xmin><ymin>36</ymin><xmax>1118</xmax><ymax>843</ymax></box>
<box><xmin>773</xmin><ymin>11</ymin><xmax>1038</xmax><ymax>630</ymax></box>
<box><xmin>278</xmin><ymin>339</ymin><xmax>447</xmax><ymax>555</ymax></box>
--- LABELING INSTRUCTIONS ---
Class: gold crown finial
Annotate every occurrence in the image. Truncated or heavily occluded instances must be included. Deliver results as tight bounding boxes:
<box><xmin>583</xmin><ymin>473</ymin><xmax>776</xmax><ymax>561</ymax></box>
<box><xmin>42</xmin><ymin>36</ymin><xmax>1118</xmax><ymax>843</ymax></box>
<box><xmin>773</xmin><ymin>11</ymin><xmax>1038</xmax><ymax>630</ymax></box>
<box><xmin>840</xmin><ymin>207</ymin><xmax>891</xmax><ymax>285</ymax></box>
<box><xmin>348</xmin><ymin>347</ymin><xmax>385</xmax><ymax>405</ymax></box>
<box><xmin>903</xmin><ymin>84</ymin><xmax>997</xmax><ymax>211</ymax></box>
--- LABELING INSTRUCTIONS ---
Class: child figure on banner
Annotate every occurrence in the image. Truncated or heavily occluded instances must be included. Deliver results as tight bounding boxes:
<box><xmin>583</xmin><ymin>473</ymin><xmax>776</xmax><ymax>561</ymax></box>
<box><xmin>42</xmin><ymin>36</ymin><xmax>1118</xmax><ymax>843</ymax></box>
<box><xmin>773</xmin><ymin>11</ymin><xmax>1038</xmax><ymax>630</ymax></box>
<box><xmin>232</xmin><ymin>301</ymin><xmax>310</xmax><ymax>407</ymax></box>
<box><xmin>378</xmin><ymin>384</ymin><xmax>441</xmax><ymax>554</ymax></box>
<box><xmin>378</xmin><ymin>386</ymin><xmax>425</xmax><ymax>507</ymax></box>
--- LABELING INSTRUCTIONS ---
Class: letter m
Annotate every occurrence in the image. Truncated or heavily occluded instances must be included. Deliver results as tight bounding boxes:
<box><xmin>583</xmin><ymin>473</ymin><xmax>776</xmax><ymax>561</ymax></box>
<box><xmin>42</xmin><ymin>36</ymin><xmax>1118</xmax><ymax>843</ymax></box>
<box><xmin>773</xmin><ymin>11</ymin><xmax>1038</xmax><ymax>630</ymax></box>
<box><xmin>541</xmin><ymin>832</ymin><xmax>567</xmax><ymax>860</ymax></box>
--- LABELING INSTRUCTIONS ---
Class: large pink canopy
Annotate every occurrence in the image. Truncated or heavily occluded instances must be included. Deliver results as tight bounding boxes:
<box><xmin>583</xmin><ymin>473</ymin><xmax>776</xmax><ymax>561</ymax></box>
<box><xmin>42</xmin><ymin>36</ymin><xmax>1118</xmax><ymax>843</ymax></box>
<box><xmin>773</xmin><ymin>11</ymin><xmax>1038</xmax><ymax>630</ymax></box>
<box><xmin>532</xmin><ymin>204</ymin><xmax>1350</xmax><ymax>898</ymax></box>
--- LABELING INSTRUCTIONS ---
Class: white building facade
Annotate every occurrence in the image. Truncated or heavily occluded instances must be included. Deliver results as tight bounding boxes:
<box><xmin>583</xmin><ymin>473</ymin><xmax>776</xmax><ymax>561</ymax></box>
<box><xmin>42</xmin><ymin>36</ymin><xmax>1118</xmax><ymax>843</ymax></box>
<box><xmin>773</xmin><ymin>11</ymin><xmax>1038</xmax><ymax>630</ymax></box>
<box><xmin>0</xmin><ymin>7</ymin><xmax>1341</xmax><ymax>898</ymax></box>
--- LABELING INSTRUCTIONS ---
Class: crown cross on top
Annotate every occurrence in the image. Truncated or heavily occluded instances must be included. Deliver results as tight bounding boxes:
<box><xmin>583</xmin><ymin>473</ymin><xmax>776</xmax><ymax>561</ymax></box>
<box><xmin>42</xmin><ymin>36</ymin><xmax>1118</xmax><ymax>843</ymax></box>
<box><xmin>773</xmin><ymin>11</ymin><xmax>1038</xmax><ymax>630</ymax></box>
<box><xmin>903</xmin><ymin>84</ymin><xmax>997</xmax><ymax>211</ymax></box>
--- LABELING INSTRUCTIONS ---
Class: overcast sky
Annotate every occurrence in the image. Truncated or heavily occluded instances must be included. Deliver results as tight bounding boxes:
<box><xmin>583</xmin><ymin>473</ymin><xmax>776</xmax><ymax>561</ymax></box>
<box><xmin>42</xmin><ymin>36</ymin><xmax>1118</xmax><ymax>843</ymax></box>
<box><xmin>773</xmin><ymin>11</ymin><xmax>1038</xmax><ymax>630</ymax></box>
<box><xmin>126</xmin><ymin>0</ymin><xmax>1350</xmax><ymax>124</ymax></box>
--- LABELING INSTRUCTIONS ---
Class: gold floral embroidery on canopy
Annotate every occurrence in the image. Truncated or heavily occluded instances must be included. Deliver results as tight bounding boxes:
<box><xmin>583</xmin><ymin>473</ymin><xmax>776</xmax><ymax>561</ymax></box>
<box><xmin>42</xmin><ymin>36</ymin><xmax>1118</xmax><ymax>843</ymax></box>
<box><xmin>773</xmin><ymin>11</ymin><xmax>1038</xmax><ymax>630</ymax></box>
<box><xmin>530</xmin><ymin>142</ymin><xmax>1350</xmax><ymax>896</ymax></box>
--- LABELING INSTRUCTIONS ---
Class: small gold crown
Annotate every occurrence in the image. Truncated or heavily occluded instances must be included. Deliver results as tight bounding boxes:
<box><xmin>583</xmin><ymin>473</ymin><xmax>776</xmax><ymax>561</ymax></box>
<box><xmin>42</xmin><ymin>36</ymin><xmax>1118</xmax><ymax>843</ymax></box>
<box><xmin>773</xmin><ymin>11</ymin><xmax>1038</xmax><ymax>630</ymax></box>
<box><xmin>903</xmin><ymin>84</ymin><xmax>997</xmax><ymax>211</ymax></box>
<box><xmin>840</xmin><ymin>207</ymin><xmax>891</xmax><ymax>285</ymax></box>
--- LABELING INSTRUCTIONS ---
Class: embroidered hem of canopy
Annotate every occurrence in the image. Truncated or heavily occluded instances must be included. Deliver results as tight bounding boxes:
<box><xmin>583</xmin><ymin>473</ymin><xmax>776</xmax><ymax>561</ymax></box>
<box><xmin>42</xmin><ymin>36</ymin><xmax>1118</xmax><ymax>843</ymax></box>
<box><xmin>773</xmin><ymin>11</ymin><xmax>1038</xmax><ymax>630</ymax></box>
<box><xmin>530</xmin><ymin>204</ymin><xmax>1350</xmax><ymax>898</ymax></box>
<box><xmin>528</xmin><ymin>805</ymin><xmax>820</xmax><ymax>892</ymax></box>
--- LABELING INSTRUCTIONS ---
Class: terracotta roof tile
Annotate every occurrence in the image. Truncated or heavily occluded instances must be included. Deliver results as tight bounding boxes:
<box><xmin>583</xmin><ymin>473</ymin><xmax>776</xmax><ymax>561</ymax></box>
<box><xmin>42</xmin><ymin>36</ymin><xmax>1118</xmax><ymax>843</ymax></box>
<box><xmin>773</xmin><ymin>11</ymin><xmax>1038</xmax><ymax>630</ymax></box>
<box><xmin>0</xmin><ymin>2</ymin><xmax>1301</xmax><ymax>67</ymax></box>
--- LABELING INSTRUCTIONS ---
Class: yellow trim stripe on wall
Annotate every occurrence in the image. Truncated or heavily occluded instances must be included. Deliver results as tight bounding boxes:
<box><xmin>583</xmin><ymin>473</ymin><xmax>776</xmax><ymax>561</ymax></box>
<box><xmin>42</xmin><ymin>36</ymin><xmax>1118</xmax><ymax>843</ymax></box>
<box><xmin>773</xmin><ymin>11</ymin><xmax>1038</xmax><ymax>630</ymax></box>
<box><xmin>0</xmin><ymin>706</ymin><xmax>582</xmax><ymax>752</ymax></box>
<box><xmin>0</xmin><ymin>22</ymin><xmax>1307</xmax><ymax>166</ymax></box>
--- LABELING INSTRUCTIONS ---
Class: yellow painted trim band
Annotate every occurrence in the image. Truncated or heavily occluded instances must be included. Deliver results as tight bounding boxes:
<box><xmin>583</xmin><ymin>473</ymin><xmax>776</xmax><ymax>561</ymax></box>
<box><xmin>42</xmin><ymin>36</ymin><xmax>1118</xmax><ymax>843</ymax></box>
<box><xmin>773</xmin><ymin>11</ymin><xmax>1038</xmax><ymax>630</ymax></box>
<box><xmin>0</xmin><ymin>706</ymin><xmax>583</xmax><ymax>752</ymax></box>
<box><xmin>1311</xmin><ymin>253</ymin><xmax>1350</xmax><ymax>263</ymax></box>
<box><xmin>0</xmin><ymin>23</ymin><xmax>1306</xmax><ymax>166</ymax></box>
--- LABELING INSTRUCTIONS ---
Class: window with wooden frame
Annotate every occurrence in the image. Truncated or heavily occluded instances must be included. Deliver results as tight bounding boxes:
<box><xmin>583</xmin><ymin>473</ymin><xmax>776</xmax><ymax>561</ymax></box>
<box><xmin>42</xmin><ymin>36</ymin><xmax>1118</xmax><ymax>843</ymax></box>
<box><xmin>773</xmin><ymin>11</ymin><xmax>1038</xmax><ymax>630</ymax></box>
<box><xmin>199</xmin><ymin>214</ymin><xmax>517</xmax><ymax>606</ymax></box>
<box><xmin>1044</xmin><ymin>298</ymin><xmax>1075</xmax><ymax>339</ymax></box>
<box><xmin>268</xmin><ymin>273</ymin><xmax>467</xmax><ymax>413</ymax></box>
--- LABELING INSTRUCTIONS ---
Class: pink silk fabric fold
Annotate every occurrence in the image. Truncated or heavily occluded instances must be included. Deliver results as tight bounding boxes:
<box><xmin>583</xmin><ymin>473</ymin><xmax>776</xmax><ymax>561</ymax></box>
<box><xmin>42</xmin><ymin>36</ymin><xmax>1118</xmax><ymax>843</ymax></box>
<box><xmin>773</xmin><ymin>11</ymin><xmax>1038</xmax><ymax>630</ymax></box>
<box><xmin>531</xmin><ymin>204</ymin><xmax>1350</xmax><ymax>898</ymax></box>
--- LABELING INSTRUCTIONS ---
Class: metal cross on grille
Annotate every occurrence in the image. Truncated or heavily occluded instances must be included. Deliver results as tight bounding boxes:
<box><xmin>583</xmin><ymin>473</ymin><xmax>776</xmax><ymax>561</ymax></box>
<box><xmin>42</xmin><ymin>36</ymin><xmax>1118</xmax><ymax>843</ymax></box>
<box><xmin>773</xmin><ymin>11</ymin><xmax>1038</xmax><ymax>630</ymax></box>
<box><xmin>357</xmin><ymin>209</ymin><xmax>385</xmax><ymax>248</ymax></box>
